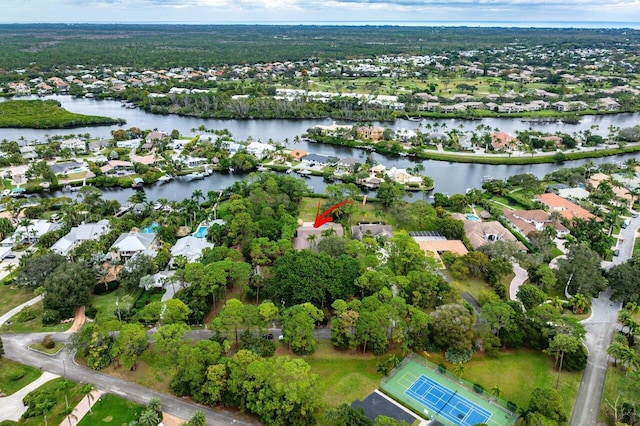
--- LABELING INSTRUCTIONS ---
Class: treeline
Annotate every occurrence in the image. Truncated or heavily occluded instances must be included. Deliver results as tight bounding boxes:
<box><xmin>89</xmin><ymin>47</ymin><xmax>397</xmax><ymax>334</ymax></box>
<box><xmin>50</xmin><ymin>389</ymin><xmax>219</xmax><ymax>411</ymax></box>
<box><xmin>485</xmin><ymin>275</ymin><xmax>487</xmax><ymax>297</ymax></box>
<box><xmin>0</xmin><ymin>100</ymin><xmax>123</xmax><ymax>129</ymax></box>
<box><xmin>0</xmin><ymin>24</ymin><xmax>639</xmax><ymax>70</ymax></box>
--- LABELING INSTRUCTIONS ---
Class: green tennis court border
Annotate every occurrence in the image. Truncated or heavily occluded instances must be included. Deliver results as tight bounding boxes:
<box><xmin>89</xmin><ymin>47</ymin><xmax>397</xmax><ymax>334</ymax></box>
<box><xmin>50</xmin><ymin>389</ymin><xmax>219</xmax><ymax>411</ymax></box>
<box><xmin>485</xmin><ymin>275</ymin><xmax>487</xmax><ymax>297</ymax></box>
<box><xmin>380</xmin><ymin>354</ymin><xmax>519</xmax><ymax>426</ymax></box>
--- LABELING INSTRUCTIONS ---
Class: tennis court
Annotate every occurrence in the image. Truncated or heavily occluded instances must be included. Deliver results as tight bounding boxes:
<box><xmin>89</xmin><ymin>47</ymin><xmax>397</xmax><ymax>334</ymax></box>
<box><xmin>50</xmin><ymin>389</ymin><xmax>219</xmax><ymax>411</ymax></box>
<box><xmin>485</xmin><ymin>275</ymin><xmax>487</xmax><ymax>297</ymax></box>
<box><xmin>380</xmin><ymin>355</ymin><xmax>519</xmax><ymax>426</ymax></box>
<box><xmin>406</xmin><ymin>375</ymin><xmax>490</xmax><ymax>426</ymax></box>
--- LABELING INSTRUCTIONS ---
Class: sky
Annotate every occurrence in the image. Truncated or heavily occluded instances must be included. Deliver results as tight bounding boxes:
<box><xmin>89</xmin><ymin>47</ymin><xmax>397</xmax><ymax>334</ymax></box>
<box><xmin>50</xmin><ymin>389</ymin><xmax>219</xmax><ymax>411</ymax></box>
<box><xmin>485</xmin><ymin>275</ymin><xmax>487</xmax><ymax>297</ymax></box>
<box><xmin>2</xmin><ymin>0</ymin><xmax>640</xmax><ymax>26</ymax></box>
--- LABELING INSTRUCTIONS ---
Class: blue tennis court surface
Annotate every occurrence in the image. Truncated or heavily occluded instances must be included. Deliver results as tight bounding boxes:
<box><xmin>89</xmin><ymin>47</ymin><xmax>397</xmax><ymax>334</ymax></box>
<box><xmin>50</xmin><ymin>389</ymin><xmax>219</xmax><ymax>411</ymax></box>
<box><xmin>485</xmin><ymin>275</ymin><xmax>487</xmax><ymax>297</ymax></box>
<box><xmin>405</xmin><ymin>375</ymin><xmax>491</xmax><ymax>426</ymax></box>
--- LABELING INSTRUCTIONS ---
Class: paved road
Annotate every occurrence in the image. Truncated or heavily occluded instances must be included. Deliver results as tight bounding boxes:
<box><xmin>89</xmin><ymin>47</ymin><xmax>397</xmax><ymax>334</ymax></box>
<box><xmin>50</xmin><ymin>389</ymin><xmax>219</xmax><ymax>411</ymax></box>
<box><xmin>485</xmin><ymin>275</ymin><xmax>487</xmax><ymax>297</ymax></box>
<box><xmin>2</xmin><ymin>334</ymin><xmax>259</xmax><ymax>426</ymax></box>
<box><xmin>569</xmin><ymin>213</ymin><xmax>638</xmax><ymax>426</ymax></box>
<box><xmin>0</xmin><ymin>295</ymin><xmax>42</xmax><ymax>327</ymax></box>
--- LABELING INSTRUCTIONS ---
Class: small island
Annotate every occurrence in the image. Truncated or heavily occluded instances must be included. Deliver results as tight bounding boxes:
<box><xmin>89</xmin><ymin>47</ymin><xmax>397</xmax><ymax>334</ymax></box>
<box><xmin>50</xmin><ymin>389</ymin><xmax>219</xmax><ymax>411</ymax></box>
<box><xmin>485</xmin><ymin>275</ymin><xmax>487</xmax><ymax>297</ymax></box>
<box><xmin>0</xmin><ymin>100</ymin><xmax>124</xmax><ymax>129</ymax></box>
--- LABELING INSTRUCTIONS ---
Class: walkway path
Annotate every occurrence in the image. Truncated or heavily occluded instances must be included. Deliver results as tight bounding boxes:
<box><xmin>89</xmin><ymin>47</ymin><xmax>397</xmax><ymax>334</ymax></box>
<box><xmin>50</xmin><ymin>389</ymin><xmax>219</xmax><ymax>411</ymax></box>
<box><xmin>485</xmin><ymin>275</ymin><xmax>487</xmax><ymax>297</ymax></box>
<box><xmin>0</xmin><ymin>295</ymin><xmax>42</xmax><ymax>327</ymax></box>
<box><xmin>59</xmin><ymin>389</ymin><xmax>105</xmax><ymax>426</ymax></box>
<box><xmin>66</xmin><ymin>306</ymin><xmax>86</xmax><ymax>333</ymax></box>
<box><xmin>509</xmin><ymin>263</ymin><xmax>528</xmax><ymax>301</ymax></box>
<box><xmin>0</xmin><ymin>371</ymin><xmax>59</xmax><ymax>422</ymax></box>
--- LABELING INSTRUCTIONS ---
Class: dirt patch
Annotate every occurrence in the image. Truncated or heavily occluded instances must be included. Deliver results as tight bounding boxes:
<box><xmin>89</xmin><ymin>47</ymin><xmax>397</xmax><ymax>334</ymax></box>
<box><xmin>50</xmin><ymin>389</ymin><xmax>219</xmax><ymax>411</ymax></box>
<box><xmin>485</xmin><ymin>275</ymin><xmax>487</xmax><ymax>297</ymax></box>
<box><xmin>161</xmin><ymin>412</ymin><xmax>186</xmax><ymax>426</ymax></box>
<box><xmin>67</xmin><ymin>305</ymin><xmax>86</xmax><ymax>333</ymax></box>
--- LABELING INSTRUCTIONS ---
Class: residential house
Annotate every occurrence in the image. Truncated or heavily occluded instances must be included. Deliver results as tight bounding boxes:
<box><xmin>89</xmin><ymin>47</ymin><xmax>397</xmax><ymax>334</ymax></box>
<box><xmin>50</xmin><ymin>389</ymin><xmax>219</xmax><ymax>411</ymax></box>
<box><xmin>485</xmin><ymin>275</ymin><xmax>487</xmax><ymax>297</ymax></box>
<box><xmin>116</xmin><ymin>139</ymin><xmax>142</xmax><ymax>149</ymax></box>
<box><xmin>109</xmin><ymin>231</ymin><xmax>160</xmax><ymax>260</ymax></box>
<box><xmin>596</xmin><ymin>97</ymin><xmax>621</xmax><ymax>111</ymax></box>
<box><xmin>336</xmin><ymin>157</ymin><xmax>360</xmax><ymax>173</ymax></box>
<box><xmin>410</xmin><ymin>231</ymin><xmax>468</xmax><ymax>266</ymax></box>
<box><xmin>172</xmin><ymin>154</ymin><xmax>206</xmax><ymax>168</ymax></box>
<box><xmin>51</xmin><ymin>219</ymin><xmax>111</xmax><ymax>256</ymax></box>
<box><xmin>536</xmin><ymin>193</ymin><xmax>600</xmax><ymax>222</ymax></box>
<box><xmin>4</xmin><ymin>219</ymin><xmax>62</xmax><ymax>247</ymax></box>
<box><xmin>292</xmin><ymin>222</ymin><xmax>344</xmax><ymax>250</ymax></box>
<box><xmin>386</xmin><ymin>167</ymin><xmax>423</xmax><ymax>186</ymax></box>
<box><xmin>49</xmin><ymin>162</ymin><xmax>84</xmax><ymax>176</ymax></box>
<box><xmin>490</xmin><ymin>132</ymin><xmax>518</xmax><ymax>151</ymax></box>
<box><xmin>60</xmin><ymin>138</ymin><xmax>86</xmax><ymax>151</ymax></box>
<box><xmin>351</xmin><ymin>224</ymin><xmax>393</xmax><ymax>241</ymax></box>
<box><xmin>88</xmin><ymin>139</ymin><xmax>110</xmax><ymax>153</ymax></box>
<box><xmin>300</xmin><ymin>153</ymin><xmax>338</xmax><ymax>167</ymax></box>
<box><xmin>145</xmin><ymin>131</ymin><xmax>166</xmax><ymax>144</ymax></box>
<box><xmin>460</xmin><ymin>219</ymin><xmax>522</xmax><ymax>250</ymax></box>
<box><xmin>288</xmin><ymin>149</ymin><xmax>307</xmax><ymax>160</ymax></box>
<box><xmin>357</xmin><ymin>126</ymin><xmax>385</xmax><ymax>142</ymax></box>
<box><xmin>170</xmin><ymin>235</ymin><xmax>214</xmax><ymax>267</ymax></box>
<box><xmin>19</xmin><ymin>146</ymin><xmax>38</xmax><ymax>162</ymax></box>
<box><xmin>100</xmin><ymin>160</ymin><xmax>135</xmax><ymax>176</ymax></box>
<box><xmin>314</xmin><ymin>123</ymin><xmax>353</xmax><ymax>136</ymax></box>
<box><xmin>245</xmin><ymin>142</ymin><xmax>276</xmax><ymax>160</ymax></box>
<box><xmin>502</xmin><ymin>208</ymin><xmax>569</xmax><ymax>238</ymax></box>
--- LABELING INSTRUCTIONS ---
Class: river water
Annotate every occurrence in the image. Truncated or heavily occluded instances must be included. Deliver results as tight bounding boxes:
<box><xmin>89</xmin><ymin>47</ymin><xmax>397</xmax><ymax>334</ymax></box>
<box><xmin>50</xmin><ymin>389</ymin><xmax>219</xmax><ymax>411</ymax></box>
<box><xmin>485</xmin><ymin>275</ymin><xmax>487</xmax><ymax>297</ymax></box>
<box><xmin>2</xmin><ymin>95</ymin><xmax>639</xmax><ymax>204</ymax></box>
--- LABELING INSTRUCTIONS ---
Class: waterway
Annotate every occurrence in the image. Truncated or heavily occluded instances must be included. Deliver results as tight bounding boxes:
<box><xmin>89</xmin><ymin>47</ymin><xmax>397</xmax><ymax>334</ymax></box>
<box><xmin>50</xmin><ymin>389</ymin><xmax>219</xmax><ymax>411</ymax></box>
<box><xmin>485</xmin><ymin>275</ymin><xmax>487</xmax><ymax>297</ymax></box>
<box><xmin>2</xmin><ymin>95</ymin><xmax>640</xmax><ymax>203</ymax></box>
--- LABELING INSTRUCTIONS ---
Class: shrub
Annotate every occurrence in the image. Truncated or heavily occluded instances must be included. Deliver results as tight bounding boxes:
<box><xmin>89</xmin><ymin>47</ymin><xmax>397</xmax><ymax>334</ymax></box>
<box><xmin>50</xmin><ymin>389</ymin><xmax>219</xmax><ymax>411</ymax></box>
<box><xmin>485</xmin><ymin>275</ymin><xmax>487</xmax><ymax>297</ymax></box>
<box><xmin>437</xmin><ymin>363</ymin><xmax>447</xmax><ymax>374</ymax></box>
<box><xmin>85</xmin><ymin>305</ymin><xmax>97</xmax><ymax>319</ymax></box>
<box><xmin>506</xmin><ymin>401</ymin><xmax>517</xmax><ymax>412</ymax></box>
<box><xmin>445</xmin><ymin>348</ymin><xmax>475</xmax><ymax>364</ymax></box>
<box><xmin>42</xmin><ymin>335</ymin><xmax>55</xmax><ymax>349</ymax></box>
<box><xmin>15</xmin><ymin>306</ymin><xmax>36</xmax><ymax>323</ymax></box>
<box><xmin>473</xmin><ymin>383</ymin><xmax>484</xmax><ymax>394</ymax></box>
<box><xmin>9</xmin><ymin>370</ymin><xmax>26</xmax><ymax>381</ymax></box>
<box><xmin>42</xmin><ymin>309</ymin><xmax>60</xmax><ymax>325</ymax></box>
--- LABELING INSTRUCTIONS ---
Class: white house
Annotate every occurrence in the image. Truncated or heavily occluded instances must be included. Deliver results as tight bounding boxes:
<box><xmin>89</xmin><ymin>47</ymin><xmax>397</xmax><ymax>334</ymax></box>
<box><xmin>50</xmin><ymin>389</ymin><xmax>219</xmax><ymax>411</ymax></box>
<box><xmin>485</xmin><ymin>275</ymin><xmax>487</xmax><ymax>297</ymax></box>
<box><xmin>60</xmin><ymin>138</ymin><xmax>86</xmax><ymax>151</ymax></box>
<box><xmin>170</xmin><ymin>235</ymin><xmax>213</xmax><ymax>267</ymax></box>
<box><xmin>245</xmin><ymin>142</ymin><xmax>276</xmax><ymax>160</ymax></box>
<box><xmin>109</xmin><ymin>231</ymin><xmax>159</xmax><ymax>260</ymax></box>
<box><xmin>5</xmin><ymin>219</ymin><xmax>62</xmax><ymax>247</ymax></box>
<box><xmin>116</xmin><ymin>139</ymin><xmax>142</xmax><ymax>149</ymax></box>
<box><xmin>51</xmin><ymin>220</ymin><xmax>111</xmax><ymax>256</ymax></box>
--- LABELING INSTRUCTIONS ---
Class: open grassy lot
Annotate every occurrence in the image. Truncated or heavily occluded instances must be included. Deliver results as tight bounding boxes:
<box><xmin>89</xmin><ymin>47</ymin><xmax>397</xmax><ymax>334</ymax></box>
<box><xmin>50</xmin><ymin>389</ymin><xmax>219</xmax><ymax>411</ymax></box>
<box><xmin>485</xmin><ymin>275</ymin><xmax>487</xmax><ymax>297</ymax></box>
<box><xmin>426</xmin><ymin>349</ymin><xmax>582</xmax><ymax>419</ymax></box>
<box><xmin>599</xmin><ymin>363</ymin><xmax>640</xmax><ymax>424</ymax></box>
<box><xmin>90</xmin><ymin>289</ymin><xmax>137</xmax><ymax>325</ymax></box>
<box><xmin>0</xmin><ymin>284</ymin><xmax>34</xmax><ymax>317</ymax></box>
<box><xmin>77</xmin><ymin>393</ymin><xmax>144</xmax><ymax>426</ymax></box>
<box><xmin>0</xmin><ymin>301</ymin><xmax>71</xmax><ymax>333</ymax></box>
<box><xmin>0</xmin><ymin>359</ymin><xmax>42</xmax><ymax>396</ymax></box>
<box><xmin>0</xmin><ymin>100</ymin><xmax>120</xmax><ymax>129</ymax></box>
<box><xmin>91</xmin><ymin>349</ymin><xmax>172</xmax><ymax>395</ymax></box>
<box><xmin>298</xmin><ymin>196</ymin><xmax>390</xmax><ymax>226</ymax></box>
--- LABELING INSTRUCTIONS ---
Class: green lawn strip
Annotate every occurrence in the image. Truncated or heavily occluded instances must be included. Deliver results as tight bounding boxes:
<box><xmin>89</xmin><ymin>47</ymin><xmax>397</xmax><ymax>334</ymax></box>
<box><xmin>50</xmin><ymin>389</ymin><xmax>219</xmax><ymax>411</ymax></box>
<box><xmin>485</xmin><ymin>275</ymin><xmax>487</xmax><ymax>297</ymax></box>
<box><xmin>297</xmin><ymin>341</ymin><xmax>383</xmax><ymax>425</ymax></box>
<box><xmin>0</xmin><ymin>284</ymin><xmax>34</xmax><ymax>317</ymax></box>
<box><xmin>17</xmin><ymin>378</ymin><xmax>85</xmax><ymax>426</ymax></box>
<box><xmin>28</xmin><ymin>342</ymin><xmax>65</xmax><ymax>355</ymax></box>
<box><xmin>0</xmin><ymin>301</ymin><xmax>71</xmax><ymax>333</ymax></box>
<box><xmin>0</xmin><ymin>359</ymin><xmax>42</xmax><ymax>396</ymax></box>
<box><xmin>93</xmin><ymin>348</ymin><xmax>173</xmax><ymax>395</ymax></box>
<box><xmin>77</xmin><ymin>393</ymin><xmax>144</xmax><ymax>426</ymax></box>
<box><xmin>451</xmin><ymin>276</ymin><xmax>497</xmax><ymax>302</ymax></box>
<box><xmin>0</xmin><ymin>100</ymin><xmax>121</xmax><ymax>129</ymax></box>
<box><xmin>425</xmin><ymin>349</ymin><xmax>582</xmax><ymax>420</ymax></box>
<box><xmin>599</xmin><ymin>363</ymin><xmax>640</xmax><ymax>424</ymax></box>
<box><xmin>298</xmin><ymin>196</ymin><xmax>389</xmax><ymax>225</ymax></box>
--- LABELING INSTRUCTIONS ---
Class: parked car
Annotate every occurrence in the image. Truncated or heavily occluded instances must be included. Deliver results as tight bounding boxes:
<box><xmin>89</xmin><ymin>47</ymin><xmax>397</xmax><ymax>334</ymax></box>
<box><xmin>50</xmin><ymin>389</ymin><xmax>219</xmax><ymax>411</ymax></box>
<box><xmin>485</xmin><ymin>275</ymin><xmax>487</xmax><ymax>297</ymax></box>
<box><xmin>4</xmin><ymin>254</ymin><xmax>16</xmax><ymax>259</ymax></box>
<box><xmin>262</xmin><ymin>333</ymin><xmax>274</xmax><ymax>340</ymax></box>
<box><xmin>613</xmin><ymin>249</ymin><xmax>620</xmax><ymax>257</ymax></box>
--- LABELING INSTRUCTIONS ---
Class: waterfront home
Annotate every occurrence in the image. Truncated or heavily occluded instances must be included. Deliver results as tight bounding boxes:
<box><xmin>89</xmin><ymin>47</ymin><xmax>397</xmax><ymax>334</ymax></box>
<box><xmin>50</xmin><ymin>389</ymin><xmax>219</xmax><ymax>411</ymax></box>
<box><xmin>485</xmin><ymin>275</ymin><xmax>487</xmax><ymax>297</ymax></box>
<box><xmin>596</xmin><ymin>97</ymin><xmax>621</xmax><ymax>111</ymax></box>
<box><xmin>60</xmin><ymin>138</ymin><xmax>86</xmax><ymax>151</ymax></box>
<box><xmin>395</xmin><ymin>128</ymin><xmax>418</xmax><ymax>143</ymax></box>
<box><xmin>357</xmin><ymin>126</ymin><xmax>385</xmax><ymax>142</ymax></box>
<box><xmin>170</xmin><ymin>235</ymin><xmax>214</xmax><ymax>267</ymax></box>
<box><xmin>289</xmin><ymin>149</ymin><xmax>308</xmax><ymax>160</ymax></box>
<box><xmin>300</xmin><ymin>153</ymin><xmax>338</xmax><ymax>167</ymax></box>
<box><xmin>292</xmin><ymin>222</ymin><xmax>344</xmax><ymax>250</ymax></box>
<box><xmin>535</xmin><ymin>193</ymin><xmax>600</xmax><ymax>222</ymax></box>
<box><xmin>2</xmin><ymin>219</ymin><xmax>62</xmax><ymax>247</ymax></box>
<box><xmin>130</xmin><ymin>152</ymin><xmax>161</xmax><ymax>166</ymax></box>
<box><xmin>19</xmin><ymin>146</ymin><xmax>38</xmax><ymax>162</ymax></box>
<box><xmin>49</xmin><ymin>161</ymin><xmax>84</xmax><ymax>176</ymax></box>
<box><xmin>51</xmin><ymin>219</ymin><xmax>111</xmax><ymax>256</ymax></box>
<box><xmin>109</xmin><ymin>231</ymin><xmax>160</xmax><ymax>261</ymax></box>
<box><xmin>145</xmin><ymin>131</ymin><xmax>166</xmax><ymax>144</ymax></box>
<box><xmin>314</xmin><ymin>123</ymin><xmax>353</xmax><ymax>136</ymax></box>
<box><xmin>172</xmin><ymin>154</ymin><xmax>206</xmax><ymax>168</ymax></box>
<box><xmin>386</xmin><ymin>167</ymin><xmax>423</xmax><ymax>186</ymax></box>
<box><xmin>490</xmin><ymin>132</ymin><xmax>518</xmax><ymax>151</ymax></box>
<box><xmin>100</xmin><ymin>160</ymin><xmax>135</xmax><ymax>177</ymax></box>
<box><xmin>336</xmin><ymin>157</ymin><xmax>360</xmax><ymax>173</ymax></box>
<box><xmin>116</xmin><ymin>138</ymin><xmax>142</xmax><ymax>149</ymax></box>
<box><xmin>88</xmin><ymin>139</ymin><xmax>110</xmax><ymax>153</ymax></box>
<box><xmin>552</xmin><ymin>101</ymin><xmax>588</xmax><ymax>112</ymax></box>
<box><xmin>502</xmin><ymin>208</ymin><xmax>570</xmax><ymax>238</ymax></box>
<box><xmin>245</xmin><ymin>141</ymin><xmax>276</xmax><ymax>160</ymax></box>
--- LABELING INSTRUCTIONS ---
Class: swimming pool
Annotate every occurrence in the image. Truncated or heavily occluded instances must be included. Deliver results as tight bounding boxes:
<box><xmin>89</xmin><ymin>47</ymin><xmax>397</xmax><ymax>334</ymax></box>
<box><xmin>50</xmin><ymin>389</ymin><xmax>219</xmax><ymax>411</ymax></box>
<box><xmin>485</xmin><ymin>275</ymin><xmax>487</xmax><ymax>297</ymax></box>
<box><xmin>465</xmin><ymin>214</ymin><xmax>480</xmax><ymax>221</ymax></box>
<box><xmin>194</xmin><ymin>226</ymin><xmax>209</xmax><ymax>239</ymax></box>
<box><xmin>142</xmin><ymin>222</ymin><xmax>160</xmax><ymax>233</ymax></box>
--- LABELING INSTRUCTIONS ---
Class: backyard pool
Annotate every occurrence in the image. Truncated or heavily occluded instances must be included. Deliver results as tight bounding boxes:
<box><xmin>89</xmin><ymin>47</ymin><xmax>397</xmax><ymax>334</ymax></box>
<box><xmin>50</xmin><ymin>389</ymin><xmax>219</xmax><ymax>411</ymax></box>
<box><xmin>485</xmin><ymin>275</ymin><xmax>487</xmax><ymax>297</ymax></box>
<box><xmin>142</xmin><ymin>222</ymin><xmax>160</xmax><ymax>233</ymax></box>
<box><xmin>465</xmin><ymin>214</ymin><xmax>480</xmax><ymax>221</ymax></box>
<box><xmin>194</xmin><ymin>226</ymin><xmax>209</xmax><ymax>239</ymax></box>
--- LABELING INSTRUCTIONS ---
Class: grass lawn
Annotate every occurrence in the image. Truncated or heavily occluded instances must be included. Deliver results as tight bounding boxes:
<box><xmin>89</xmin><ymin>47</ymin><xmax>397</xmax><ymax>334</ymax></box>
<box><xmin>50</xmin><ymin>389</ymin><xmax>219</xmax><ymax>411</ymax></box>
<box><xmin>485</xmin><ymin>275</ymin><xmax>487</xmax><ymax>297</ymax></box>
<box><xmin>17</xmin><ymin>378</ymin><xmax>86</xmax><ymax>426</ymax></box>
<box><xmin>28</xmin><ymin>342</ymin><xmax>65</xmax><ymax>355</ymax></box>
<box><xmin>0</xmin><ymin>301</ymin><xmax>71</xmax><ymax>333</ymax></box>
<box><xmin>90</xmin><ymin>289</ymin><xmax>137</xmax><ymax>325</ymax></box>
<box><xmin>0</xmin><ymin>359</ymin><xmax>42</xmax><ymax>396</ymax></box>
<box><xmin>281</xmin><ymin>340</ymin><xmax>385</xmax><ymax>425</ymax></box>
<box><xmin>599</xmin><ymin>363</ymin><xmax>640</xmax><ymax>424</ymax></box>
<box><xmin>425</xmin><ymin>349</ymin><xmax>582</xmax><ymax>419</ymax></box>
<box><xmin>298</xmin><ymin>196</ymin><xmax>390</xmax><ymax>226</ymax></box>
<box><xmin>0</xmin><ymin>284</ymin><xmax>34</xmax><ymax>317</ymax></box>
<box><xmin>77</xmin><ymin>393</ymin><xmax>144</xmax><ymax>426</ymax></box>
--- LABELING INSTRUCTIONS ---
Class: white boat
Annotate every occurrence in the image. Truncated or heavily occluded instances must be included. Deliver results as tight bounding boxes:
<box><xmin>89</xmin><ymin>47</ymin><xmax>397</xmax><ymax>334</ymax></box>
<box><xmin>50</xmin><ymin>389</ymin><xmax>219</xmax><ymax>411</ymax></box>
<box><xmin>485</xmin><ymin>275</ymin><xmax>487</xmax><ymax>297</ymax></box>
<box><xmin>1</xmin><ymin>189</ymin><xmax>10</xmax><ymax>197</ymax></box>
<box><xmin>228</xmin><ymin>167</ymin><xmax>235</xmax><ymax>173</ymax></box>
<box><xmin>257</xmin><ymin>166</ymin><xmax>269</xmax><ymax>172</ymax></box>
<box><xmin>158</xmin><ymin>175</ymin><xmax>172</xmax><ymax>184</ymax></box>
<box><xmin>297</xmin><ymin>169</ymin><xmax>312</xmax><ymax>176</ymax></box>
<box><xmin>186</xmin><ymin>172</ymin><xmax>204</xmax><ymax>181</ymax></box>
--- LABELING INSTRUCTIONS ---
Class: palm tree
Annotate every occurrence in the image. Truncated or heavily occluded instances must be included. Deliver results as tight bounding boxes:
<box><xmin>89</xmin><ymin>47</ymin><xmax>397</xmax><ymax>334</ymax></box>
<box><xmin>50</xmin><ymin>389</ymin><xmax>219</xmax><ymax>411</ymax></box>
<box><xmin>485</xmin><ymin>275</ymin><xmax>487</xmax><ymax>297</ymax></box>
<box><xmin>188</xmin><ymin>411</ymin><xmax>207</xmax><ymax>426</ymax></box>
<box><xmin>607</xmin><ymin>334</ymin><xmax>628</xmax><ymax>367</ymax></box>
<box><xmin>137</xmin><ymin>408</ymin><xmax>159</xmax><ymax>426</ymax></box>
<box><xmin>191</xmin><ymin>189</ymin><xmax>204</xmax><ymax>204</ymax></box>
<box><xmin>570</xmin><ymin>293</ymin><xmax>591</xmax><ymax>314</ymax></box>
<box><xmin>453</xmin><ymin>362</ymin><xmax>465</xmax><ymax>379</ymax></box>
<box><xmin>82</xmin><ymin>384</ymin><xmax>96</xmax><ymax>415</ymax></box>
<box><xmin>306</xmin><ymin>233</ymin><xmax>317</xmax><ymax>249</ymax></box>
<box><xmin>621</xmin><ymin>346</ymin><xmax>639</xmax><ymax>372</ymax></box>
<box><xmin>491</xmin><ymin>384</ymin><xmax>502</xmax><ymax>400</ymax></box>
<box><xmin>549</xmin><ymin>296</ymin><xmax>565</xmax><ymax>313</ymax></box>
<box><xmin>18</xmin><ymin>218</ymin><xmax>34</xmax><ymax>245</ymax></box>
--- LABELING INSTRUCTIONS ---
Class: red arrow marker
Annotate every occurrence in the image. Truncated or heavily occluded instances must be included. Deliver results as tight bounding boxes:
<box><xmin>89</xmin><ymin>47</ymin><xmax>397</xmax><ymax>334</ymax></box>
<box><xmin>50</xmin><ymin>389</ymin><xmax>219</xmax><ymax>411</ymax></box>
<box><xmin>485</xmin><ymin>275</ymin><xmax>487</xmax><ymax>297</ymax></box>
<box><xmin>313</xmin><ymin>200</ymin><xmax>354</xmax><ymax>228</ymax></box>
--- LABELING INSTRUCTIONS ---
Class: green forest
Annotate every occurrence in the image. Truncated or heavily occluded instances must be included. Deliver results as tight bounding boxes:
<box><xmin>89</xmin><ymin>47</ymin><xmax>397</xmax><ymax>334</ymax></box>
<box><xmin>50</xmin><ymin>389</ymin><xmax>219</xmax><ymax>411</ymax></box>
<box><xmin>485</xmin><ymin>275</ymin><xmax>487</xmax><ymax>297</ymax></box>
<box><xmin>0</xmin><ymin>99</ymin><xmax>123</xmax><ymax>128</ymax></box>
